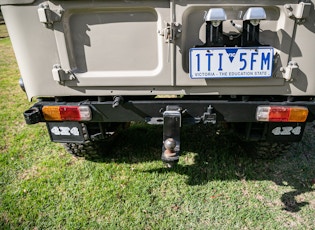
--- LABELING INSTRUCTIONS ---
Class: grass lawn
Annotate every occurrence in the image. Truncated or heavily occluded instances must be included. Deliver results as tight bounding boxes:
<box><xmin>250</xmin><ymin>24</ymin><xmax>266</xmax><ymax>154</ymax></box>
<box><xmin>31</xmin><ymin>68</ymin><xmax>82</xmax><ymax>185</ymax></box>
<box><xmin>1</xmin><ymin>24</ymin><xmax>315</xmax><ymax>229</ymax></box>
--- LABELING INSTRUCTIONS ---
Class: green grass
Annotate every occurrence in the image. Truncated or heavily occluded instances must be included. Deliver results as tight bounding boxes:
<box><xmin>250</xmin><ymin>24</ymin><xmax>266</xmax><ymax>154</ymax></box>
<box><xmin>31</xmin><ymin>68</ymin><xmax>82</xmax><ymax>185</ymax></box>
<box><xmin>0</xmin><ymin>22</ymin><xmax>8</xmax><ymax>38</ymax></box>
<box><xmin>1</xmin><ymin>25</ymin><xmax>315</xmax><ymax>229</ymax></box>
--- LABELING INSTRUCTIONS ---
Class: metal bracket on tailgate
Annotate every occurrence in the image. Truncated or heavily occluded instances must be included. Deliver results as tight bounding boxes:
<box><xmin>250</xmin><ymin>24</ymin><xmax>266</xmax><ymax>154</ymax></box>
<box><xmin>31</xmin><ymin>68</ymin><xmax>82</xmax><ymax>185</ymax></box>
<box><xmin>158</xmin><ymin>22</ymin><xmax>182</xmax><ymax>62</ymax></box>
<box><xmin>158</xmin><ymin>22</ymin><xmax>182</xmax><ymax>43</ymax></box>
<box><xmin>52</xmin><ymin>65</ymin><xmax>76</xmax><ymax>85</ymax></box>
<box><xmin>280</xmin><ymin>61</ymin><xmax>299</xmax><ymax>81</ymax></box>
<box><xmin>38</xmin><ymin>3</ymin><xmax>64</xmax><ymax>28</ymax></box>
<box><xmin>284</xmin><ymin>2</ymin><xmax>312</xmax><ymax>23</ymax></box>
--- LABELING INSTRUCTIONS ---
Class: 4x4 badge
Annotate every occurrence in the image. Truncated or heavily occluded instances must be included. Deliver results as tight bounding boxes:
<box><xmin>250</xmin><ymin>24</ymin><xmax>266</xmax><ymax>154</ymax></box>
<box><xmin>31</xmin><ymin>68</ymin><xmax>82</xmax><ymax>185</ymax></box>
<box><xmin>272</xmin><ymin>126</ymin><xmax>301</xmax><ymax>136</ymax></box>
<box><xmin>51</xmin><ymin>126</ymin><xmax>80</xmax><ymax>136</ymax></box>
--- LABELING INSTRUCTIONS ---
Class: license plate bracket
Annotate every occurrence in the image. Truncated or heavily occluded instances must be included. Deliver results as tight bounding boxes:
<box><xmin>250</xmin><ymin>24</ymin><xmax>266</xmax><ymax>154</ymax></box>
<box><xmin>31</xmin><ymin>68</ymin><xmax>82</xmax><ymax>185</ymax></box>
<box><xmin>189</xmin><ymin>47</ymin><xmax>274</xmax><ymax>79</ymax></box>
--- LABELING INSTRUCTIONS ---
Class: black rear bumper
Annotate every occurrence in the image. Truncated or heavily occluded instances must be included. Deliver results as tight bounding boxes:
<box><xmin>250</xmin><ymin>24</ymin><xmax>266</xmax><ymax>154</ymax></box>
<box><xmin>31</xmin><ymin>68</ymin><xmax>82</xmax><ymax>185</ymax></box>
<box><xmin>24</xmin><ymin>98</ymin><xmax>315</xmax><ymax>125</ymax></box>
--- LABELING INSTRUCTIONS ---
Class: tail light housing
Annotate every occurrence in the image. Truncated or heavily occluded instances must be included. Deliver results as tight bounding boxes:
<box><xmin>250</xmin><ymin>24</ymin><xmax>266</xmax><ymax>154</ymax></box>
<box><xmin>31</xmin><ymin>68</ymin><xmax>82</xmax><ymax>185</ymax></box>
<box><xmin>42</xmin><ymin>105</ymin><xmax>92</xmax><ymax>121</ymax></box>
<box><xmin>256</xmin><ymin>106</ymin><xmax>308</xmax><ymax>122</ymax></box>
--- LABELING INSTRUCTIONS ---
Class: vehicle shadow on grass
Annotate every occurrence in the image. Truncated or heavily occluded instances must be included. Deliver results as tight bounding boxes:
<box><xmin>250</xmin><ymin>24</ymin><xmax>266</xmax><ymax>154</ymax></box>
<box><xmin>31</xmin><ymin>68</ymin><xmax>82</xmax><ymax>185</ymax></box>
<box><xmin>97</xmin><ymin>122</ymin><xmax>315</xmax><ymax>213</ymax></box>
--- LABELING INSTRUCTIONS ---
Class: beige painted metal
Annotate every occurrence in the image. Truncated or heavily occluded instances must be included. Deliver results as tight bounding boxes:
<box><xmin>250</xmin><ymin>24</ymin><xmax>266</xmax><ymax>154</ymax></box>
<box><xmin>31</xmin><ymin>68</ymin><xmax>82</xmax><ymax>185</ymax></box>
<box><xmin>2</xmin><ymin>0</ymin><xmax>315</xmax><ymax>100</ymax></box>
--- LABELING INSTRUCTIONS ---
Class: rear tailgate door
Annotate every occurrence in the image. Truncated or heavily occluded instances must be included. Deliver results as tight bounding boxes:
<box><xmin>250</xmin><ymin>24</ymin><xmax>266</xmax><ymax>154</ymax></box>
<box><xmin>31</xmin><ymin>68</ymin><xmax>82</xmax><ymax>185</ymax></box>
<box><xmin>50</xmin><ymin>0</ymin><xmax>172</xmax><ymax>87</ymax></box>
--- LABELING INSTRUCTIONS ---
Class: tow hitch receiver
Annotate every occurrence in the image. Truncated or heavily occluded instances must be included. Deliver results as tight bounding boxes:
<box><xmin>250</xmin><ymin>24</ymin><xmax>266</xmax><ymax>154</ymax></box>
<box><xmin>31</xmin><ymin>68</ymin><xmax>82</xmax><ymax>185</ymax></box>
<box><xmin>162</xmin><ymin>106</ymin><xmax>181</xmax><ymax>167</ymax></box>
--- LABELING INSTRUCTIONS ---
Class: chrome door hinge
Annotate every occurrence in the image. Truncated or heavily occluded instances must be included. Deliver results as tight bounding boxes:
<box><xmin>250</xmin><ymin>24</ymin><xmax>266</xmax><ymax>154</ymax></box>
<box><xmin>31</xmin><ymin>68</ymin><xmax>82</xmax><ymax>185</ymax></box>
<box><xmin>38</xmin><ymin>3</ymin><xmax>64</xmax><ymax>28</ymax></box>
<box><xmin>284</xmin><ymin>1</ymin><xmax>312</xmax><ymax>24</ymax></box>
<box><xmin>158</xmin><ymin>22</ymin><xmax>182</xmax><ymax>43</ymax></box>
<box><xmin>52</xmin><ymin>65</ymin><xmax>76</xmax><ymax>85</ymax></box>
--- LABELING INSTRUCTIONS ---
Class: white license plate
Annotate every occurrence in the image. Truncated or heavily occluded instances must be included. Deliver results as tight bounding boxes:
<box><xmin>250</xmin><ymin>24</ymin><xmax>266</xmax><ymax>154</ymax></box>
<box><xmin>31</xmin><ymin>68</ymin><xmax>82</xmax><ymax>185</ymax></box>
<box><xmin>189</xmin><ymin>47</ymin><xmax>274</xmax><ymax>79</ymax></box>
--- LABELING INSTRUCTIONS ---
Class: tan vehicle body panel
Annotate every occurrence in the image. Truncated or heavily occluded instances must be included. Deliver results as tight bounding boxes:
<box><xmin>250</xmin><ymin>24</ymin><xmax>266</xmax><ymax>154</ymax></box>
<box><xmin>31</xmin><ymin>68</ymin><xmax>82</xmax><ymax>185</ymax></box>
<box><xmin>2</xmin><ymin>0</ymin><xmax>315</xmax><ymax>100</ymax></box>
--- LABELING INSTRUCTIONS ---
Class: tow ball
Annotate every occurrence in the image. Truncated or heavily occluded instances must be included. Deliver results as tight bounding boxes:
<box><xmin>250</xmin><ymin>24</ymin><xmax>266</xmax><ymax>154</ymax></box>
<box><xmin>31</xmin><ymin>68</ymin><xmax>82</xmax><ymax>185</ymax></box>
<box><xmin>161</xmin><ymin>106</ymin><xmax>181</xmax><ymax>168</ymax></box>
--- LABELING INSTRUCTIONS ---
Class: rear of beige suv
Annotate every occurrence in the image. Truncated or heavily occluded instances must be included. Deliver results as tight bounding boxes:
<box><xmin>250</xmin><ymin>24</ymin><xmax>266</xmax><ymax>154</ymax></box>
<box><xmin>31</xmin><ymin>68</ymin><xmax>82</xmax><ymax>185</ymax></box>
<box><xmin>1</xmin><ymin>0</ymin><xmax>315</xmax><ymax>165</ymax></box>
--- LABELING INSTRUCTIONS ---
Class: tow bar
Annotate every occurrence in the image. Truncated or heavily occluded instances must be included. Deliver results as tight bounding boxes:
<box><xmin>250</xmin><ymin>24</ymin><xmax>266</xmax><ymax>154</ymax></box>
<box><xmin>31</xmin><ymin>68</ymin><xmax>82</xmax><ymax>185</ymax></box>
<box><xmin>161</xmin><ymin>106</ymin><xmax>181</xmax><ymax>168</ymax></box>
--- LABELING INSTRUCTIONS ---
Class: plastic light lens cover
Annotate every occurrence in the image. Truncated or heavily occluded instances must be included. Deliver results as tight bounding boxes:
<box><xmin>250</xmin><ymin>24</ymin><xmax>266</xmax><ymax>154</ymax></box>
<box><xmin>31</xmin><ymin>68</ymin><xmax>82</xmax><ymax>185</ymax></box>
<box><xmin>205</xmin><ymin>8</ymin><xmax>227</xmax><ymax>22</ymax></box>
<box><xmin>42</xmin><ymin>105</ymin><xmax>91</xmax><ymax>121</ymax></box>
<box><xmin>289</xmin><ymin>107</ymin><xmax>309</xmax><ymax>122</ymax></box>
<box><xmin>256</xmin><ymin>106</ymin><xmax>308</xmax><ymax>122</ymax></box>
<box><xmin>78</xmin><ymin>106</ymin><xmax>92</xmax><ymax>121</ymax></box>
<box><xmin>42</xmin><ymin>106</ymin><xmax>61</xmax><ymax>121</ymax></box>
<box><xmin>268</xmin><ymin>107</ymin><xmax>291</xmax><ymax>122</ymax></box>
<box><xmin>243</xmin><ymin>7</ymin><xmax>267</xmax><ymax>21</ymax></box>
